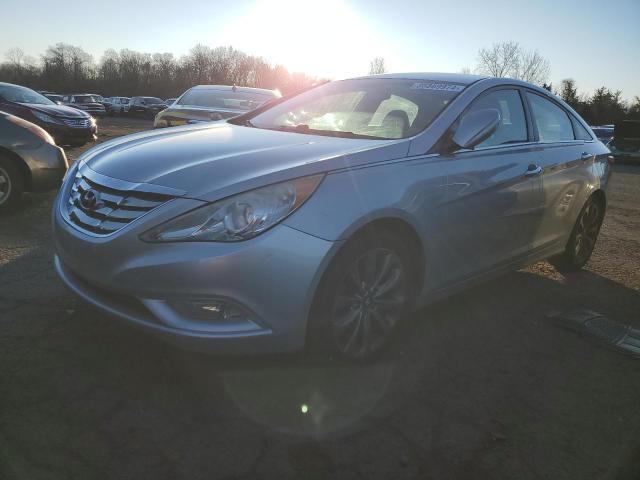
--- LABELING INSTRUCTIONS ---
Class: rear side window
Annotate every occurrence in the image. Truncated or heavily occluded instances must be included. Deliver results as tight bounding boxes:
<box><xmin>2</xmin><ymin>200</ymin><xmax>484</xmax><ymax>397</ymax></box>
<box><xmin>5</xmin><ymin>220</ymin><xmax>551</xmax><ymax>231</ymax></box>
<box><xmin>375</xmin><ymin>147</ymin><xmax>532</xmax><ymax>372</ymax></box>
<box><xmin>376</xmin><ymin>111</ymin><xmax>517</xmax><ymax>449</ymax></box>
<box><xmin>572</xmin><ymin>118</ymin><xmax>593</xmax><ymax>141</ymax></box>
<box><xmin>465</xmin><ymin>89</ymin><xmax>528</xmax><ymax>148</ymax></box>
<box><xmin>526</xmin><ymin>92</ymin><xmax>574</xmax><ymax>142</ymax></box>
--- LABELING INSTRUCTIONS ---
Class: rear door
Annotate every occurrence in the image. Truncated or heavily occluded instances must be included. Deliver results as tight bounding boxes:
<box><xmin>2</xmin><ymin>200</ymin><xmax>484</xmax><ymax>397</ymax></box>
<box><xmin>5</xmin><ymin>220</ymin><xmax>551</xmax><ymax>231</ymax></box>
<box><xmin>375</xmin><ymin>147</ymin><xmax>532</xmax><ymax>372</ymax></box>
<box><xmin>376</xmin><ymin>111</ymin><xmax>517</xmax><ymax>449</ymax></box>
<box><xmin>523</xmin><ymin>91</ymin><xmax>593</xmax><ymax>252</ymax></box>
<box><xmin>438</xmin><ymin>88</ymin><xmax>544</xmax><ymax>284</ymax></box>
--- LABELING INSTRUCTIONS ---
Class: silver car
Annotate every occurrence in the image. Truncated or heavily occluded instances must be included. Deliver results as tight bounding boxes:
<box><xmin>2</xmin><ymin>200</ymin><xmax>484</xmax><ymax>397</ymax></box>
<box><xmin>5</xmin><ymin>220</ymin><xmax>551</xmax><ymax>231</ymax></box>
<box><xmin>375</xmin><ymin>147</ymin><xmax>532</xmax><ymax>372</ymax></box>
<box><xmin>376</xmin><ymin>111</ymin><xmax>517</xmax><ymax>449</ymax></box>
<box><xmin>52</xmin><ymin>73</ymin><xmax>611</xmax><ymax>359</ymax></box>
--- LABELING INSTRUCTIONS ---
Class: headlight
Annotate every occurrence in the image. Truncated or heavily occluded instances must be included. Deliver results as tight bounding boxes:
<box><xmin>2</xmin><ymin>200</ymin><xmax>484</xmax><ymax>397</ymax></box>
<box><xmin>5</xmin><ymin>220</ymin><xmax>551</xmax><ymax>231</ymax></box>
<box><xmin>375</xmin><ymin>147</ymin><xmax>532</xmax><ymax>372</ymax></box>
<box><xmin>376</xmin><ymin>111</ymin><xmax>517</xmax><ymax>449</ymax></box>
<box><xmin>32</xmin><ymin>110</ymin><xmax>61</xmax><ymax>124</ymax></box>
<box><xmin>140</xmin><ymin>174</ymin><xmax>324</xmax><ymax>242</ymax></box>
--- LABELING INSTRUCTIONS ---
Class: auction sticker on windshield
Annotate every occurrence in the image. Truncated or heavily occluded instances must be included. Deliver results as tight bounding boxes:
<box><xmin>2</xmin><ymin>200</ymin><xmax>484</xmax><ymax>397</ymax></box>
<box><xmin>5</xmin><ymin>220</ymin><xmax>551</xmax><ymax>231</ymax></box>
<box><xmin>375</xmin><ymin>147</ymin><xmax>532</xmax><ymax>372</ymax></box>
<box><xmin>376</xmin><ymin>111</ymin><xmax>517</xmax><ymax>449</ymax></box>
<box><xmin>410</xmin><ymin>82</ymin><xmax>465</xmax><ymax>92</ymax></box>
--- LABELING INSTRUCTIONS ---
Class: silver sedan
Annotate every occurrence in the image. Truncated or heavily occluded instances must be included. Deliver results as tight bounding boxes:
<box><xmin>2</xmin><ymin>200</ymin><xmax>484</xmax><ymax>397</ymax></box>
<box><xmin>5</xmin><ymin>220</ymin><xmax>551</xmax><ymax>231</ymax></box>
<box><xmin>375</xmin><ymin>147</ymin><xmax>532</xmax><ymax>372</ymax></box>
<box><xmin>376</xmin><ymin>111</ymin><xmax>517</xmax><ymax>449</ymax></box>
<box><xmin>52</xmin><ymin>73</ymin><xmax>611</xmax><ymax>359</ymax></box>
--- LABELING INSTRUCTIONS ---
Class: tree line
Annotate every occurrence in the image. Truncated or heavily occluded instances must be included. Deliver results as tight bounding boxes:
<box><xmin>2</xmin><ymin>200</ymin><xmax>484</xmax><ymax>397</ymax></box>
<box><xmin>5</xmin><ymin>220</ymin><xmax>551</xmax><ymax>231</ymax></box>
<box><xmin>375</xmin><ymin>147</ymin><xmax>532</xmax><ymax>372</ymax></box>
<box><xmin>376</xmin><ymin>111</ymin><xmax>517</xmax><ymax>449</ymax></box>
<box><xmin>2</xmin><ymin>41</ymin><xmax>638</xmax><ymax>126</ymax></box>
<box><xmin>0</xmin><ymin>43</ymin><xmax>322</xmax><ymax>98</ymax></box>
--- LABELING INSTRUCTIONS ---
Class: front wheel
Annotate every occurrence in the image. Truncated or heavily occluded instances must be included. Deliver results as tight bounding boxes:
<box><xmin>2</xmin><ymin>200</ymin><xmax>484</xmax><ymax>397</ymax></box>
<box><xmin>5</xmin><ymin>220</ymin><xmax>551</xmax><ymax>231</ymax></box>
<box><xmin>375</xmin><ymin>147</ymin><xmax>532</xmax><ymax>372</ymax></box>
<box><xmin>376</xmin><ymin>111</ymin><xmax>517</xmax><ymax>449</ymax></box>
<box><xmin>0</xmin><ymin>157</ymin><xmax>24</xmax><ymax>213</ymax></box>
<box><xmin>550</xmin><ymin>195</ymin><xmax>604</xmax><ymax>272</ymax></box>
<box><xmin>309</xmin><ymin>230</ymin><xmax>414</xmax><ymax>360</ymax></box>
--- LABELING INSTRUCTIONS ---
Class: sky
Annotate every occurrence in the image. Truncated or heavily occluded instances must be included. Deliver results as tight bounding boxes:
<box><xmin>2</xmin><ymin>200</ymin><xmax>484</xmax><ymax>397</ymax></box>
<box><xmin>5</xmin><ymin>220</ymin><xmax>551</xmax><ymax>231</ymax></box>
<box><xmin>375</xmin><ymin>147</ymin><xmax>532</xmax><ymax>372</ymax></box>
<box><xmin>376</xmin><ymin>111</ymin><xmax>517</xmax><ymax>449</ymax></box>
<box><xmin>2</xmin><ymin>0</ymin><xmax>639</xmax><ymax>100</ymax></box>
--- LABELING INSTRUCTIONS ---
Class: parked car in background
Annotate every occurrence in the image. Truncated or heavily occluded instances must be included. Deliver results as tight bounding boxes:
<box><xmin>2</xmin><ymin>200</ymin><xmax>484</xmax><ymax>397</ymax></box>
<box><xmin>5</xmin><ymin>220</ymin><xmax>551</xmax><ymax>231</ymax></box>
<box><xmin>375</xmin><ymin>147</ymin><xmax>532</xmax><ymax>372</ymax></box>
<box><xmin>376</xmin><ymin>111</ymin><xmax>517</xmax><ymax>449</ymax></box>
<box><xmin>44</xmin><ymin>94</ymin><xmax>64</xmax><ymax>104</ymax></box>
<box><xmin>88</xmin><ymin>94</ymin><xmax>111</xmax><ymax>109</ymax></box>
<box><xmin>0</xmin><ymin>82</ymin><xmax>97</xmax><ymax>147</ymax></box>
<box><xmin>53</xmin><ymin>73</ymin><xmax>610</xmax><ymax>360</ymax></box>
<box><xmin>0</xmin><ymin>111</ymin><xmax>68</xmax><ymax>211</ymax></box>
<box><xmin>608</xmin><ymin>120</ymin><xmax>640</xmax><ymax>163</ymax></box>
<box><xmin>153</xmin><ymin>85</ymin><xmax>280</xmax><ymax>128</ymax></box>
<box><xmin>105</xmin><ymin>96</ymin><xmax>130</xmax><ymax>115</ymax></box>
<box><xmin>164</xmin><ymin>98</ymin><xmax>177</xmax><ymax>106</ymax></box>
<box><xmin>591</xmin><ymin>125</ymin><xmax>614</xmax><ymax>144</ymax></box>
<box><xmin>128</xmin><ymin>97</ymin><xmax>168</xmax><ymax>119</ymax></box>
<box><xmin>62</xmin><ymin>94</ymin><xmax>106</xmax><ymax>117</ymax></box>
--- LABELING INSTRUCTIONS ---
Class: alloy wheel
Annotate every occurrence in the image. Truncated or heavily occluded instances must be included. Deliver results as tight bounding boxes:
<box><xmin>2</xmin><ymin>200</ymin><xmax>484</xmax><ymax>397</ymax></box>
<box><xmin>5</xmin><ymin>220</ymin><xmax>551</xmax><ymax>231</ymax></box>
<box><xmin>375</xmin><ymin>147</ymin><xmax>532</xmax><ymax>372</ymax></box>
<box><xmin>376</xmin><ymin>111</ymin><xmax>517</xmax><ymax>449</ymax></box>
<box><xmin>331</xmin><ymin>248</ymin><xmax>406</xmax><ymax>358</ymax></box>
<box><xmin>0</xmin><ymin>166</ymin><xmax>11</xmax><ymax>206</ymax></box>
<box><xmin>573</xmin><ymin>201</ymin><xmax>602</xmax><ymax>264</ymax></box>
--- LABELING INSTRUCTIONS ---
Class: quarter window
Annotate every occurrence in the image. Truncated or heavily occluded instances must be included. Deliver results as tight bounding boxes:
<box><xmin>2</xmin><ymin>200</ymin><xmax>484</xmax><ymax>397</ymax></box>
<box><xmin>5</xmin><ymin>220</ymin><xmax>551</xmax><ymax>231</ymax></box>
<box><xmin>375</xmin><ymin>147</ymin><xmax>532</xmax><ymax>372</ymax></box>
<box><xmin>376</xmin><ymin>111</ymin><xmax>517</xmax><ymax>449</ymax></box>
<box><xmin>526</xmin><ymin>92</ymin><xmax>575</xmax><ymax>142</ymax></box>
<box><xmin>572</xmin><ymin>117</ymin><xmax>593</xmax><ymax>141</ymax></box>
<box><xmin>464</xmin><ymin>89</ymin><xmax>528</xmax><ymax>148</ymax></box>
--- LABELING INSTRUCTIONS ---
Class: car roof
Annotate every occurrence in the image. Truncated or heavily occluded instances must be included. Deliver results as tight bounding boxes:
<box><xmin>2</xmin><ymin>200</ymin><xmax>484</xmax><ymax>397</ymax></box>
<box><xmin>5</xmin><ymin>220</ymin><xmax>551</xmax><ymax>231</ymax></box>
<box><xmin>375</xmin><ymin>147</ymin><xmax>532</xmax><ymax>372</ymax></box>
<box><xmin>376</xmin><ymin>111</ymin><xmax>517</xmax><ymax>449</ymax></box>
<box><xmin>348</xmin><ymin>72</ymin><xmax>487</xmax><ymax>84</ymax></box>
<box><xmin>189</xmin><ymin>85</ymin><xmax>281</xmax><ymax>96</ymax></box>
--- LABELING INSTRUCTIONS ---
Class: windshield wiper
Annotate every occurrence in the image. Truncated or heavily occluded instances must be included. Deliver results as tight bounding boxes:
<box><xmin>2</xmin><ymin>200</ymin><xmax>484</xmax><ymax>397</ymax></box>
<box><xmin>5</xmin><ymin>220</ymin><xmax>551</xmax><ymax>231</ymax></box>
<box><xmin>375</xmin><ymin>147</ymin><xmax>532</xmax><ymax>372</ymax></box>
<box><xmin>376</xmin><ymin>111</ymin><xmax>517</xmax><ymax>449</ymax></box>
<box><xmin>275</xmin><ymin>124</ymin><xmax>386</xmax><ymax>140</ymax></box>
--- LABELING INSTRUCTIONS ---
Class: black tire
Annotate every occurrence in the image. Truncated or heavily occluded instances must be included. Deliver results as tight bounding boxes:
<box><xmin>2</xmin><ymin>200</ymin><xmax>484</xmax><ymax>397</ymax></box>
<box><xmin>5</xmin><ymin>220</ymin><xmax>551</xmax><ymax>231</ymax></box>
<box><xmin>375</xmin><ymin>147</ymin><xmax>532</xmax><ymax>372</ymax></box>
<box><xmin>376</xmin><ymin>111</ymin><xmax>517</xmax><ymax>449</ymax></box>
<box><xmin>549</xmin><ymin>195</ymin><xmax>605</xmax><ymax>273</ymax></box>
<box><xmin>308</xmin><ymin>229</ymin><xmax>416</xmax><ymax>361</ymax></box>
<box><xmin>0</xmin><ymin>156</ymin><xmax>25</xmax><ymax>213</ymax></box>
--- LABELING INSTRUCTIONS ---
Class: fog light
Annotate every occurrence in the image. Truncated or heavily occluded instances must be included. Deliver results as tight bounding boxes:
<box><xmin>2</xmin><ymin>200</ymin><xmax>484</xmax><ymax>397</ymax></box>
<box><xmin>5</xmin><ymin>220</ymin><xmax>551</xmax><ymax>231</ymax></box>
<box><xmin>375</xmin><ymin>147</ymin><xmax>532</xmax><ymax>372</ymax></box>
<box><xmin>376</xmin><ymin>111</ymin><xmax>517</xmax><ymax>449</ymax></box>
<box><xmin>142</xmin><ymin>297</ymin><xmax>265</xmax><ymax>333</ymax></box>
<box><xmin>168</xmin><ymin>298</ymin><xmax>254</xmax><ymax>324</ymax></box>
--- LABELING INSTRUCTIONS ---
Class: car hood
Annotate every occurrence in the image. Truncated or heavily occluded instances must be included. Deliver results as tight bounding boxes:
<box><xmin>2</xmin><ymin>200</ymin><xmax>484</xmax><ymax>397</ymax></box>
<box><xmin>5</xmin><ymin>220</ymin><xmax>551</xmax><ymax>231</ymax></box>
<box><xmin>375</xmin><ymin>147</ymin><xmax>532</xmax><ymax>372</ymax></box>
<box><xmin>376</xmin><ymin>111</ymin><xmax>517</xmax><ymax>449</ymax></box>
<box><xmin>83</xmin><ymin>122</ymin><xmax>409</xmax><ymax>201</ymax></box>
<box><xmin>20</xmin><ymin>102</ymin><xmax>90</xmax><ymax>118</ymax></box>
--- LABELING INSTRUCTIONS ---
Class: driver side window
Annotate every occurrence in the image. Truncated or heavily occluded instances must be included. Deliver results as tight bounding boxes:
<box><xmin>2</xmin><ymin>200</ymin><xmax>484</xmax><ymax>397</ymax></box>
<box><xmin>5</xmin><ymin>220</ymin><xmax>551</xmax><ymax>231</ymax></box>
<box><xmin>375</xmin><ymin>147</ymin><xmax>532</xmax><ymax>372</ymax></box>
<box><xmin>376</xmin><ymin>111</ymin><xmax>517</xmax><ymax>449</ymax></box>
<box><xmin>465</xmin><ymin>89</ymin><xmax>528</xmax><ymax>148</ymax></box>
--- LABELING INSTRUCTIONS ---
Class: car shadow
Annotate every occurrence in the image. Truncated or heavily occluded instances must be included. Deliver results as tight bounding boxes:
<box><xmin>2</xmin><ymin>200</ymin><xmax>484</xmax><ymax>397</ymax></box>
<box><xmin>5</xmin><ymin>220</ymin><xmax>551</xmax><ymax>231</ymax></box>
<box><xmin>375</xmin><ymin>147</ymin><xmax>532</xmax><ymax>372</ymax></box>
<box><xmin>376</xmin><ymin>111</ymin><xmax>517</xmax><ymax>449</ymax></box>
<box><xmin>2</xmin><ymin>242</ymin><xmax>640</xmax><ymax>478</ymax></box>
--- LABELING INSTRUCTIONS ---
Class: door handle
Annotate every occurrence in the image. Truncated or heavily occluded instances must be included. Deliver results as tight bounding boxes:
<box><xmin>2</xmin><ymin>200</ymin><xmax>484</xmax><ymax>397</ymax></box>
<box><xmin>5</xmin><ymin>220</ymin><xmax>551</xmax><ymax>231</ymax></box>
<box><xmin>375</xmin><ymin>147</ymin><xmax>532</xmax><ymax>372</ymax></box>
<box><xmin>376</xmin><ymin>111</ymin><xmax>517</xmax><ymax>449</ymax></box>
<box><xmin>525</xmin><ymin>164</ymin><xmax>543</xmax><ymax>176</ymax></box>
<box><xmin>581</xmin><ymin>152</ymin><xmax>594</xmax><ymax>161</ymax></box>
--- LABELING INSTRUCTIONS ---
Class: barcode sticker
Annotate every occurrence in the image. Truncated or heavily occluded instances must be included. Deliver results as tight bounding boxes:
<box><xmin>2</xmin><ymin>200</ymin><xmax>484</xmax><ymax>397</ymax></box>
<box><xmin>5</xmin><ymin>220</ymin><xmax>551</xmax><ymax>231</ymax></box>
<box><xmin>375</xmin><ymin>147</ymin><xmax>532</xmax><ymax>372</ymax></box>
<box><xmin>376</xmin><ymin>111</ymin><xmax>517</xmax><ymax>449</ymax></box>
<box><xmin>410</xmin><ymin>82</ymin><xmax>465</xmax><ymax>92</ymax></box>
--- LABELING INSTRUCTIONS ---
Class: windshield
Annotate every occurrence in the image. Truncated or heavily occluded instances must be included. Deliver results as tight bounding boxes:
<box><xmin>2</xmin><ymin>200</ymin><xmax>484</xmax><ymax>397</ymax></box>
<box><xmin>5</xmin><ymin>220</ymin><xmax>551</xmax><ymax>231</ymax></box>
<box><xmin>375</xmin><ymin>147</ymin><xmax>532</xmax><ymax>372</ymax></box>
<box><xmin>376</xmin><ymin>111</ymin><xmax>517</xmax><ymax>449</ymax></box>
<box><xmin>177</xmin><ymin>89</ymin><xmax>274</xmax><ymax>110</ymax></box>
<box><xmin>0</xmin><ymin>84</ymin><xmax>55</xmax><ymax>105</ymax></box>
<box><xmin>74</xmin><ymin>95</ymin><xmax>100</xmax><ymax>104</ymax></box>
<box><xmin>249</xmin><ymin>79</ymin><xmax>463</xmax><ymax>139</ymax></box>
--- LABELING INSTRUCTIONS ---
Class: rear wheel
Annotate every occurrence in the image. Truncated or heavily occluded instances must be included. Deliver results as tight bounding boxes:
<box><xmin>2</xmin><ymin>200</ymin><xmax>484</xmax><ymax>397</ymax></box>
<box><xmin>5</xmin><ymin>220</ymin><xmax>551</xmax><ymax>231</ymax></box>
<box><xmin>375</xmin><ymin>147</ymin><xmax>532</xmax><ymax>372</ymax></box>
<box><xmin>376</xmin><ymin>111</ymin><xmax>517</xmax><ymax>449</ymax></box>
<box><xmin>0</xmin><ymin>156</ymin><xmax>24</xmax><ymax>213</ymax></box>
<box><xmin>550</xmin><ymin>195</ymin><xmax>604</xmax><ymax>272</ymax></box>
<box><xmin>308</xmin><ymin>230</ymin><xmax>414</xmax><ymax>360</ymax></box>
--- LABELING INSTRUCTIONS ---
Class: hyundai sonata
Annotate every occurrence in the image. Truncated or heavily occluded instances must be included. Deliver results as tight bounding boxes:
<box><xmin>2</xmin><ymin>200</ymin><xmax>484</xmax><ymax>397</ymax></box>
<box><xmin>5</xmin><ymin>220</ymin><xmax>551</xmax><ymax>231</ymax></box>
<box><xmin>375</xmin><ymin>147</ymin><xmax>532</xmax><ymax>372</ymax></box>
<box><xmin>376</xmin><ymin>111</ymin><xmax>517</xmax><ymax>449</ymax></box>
<box><xmin>53</xmin><ymin>73</ymin><xmax>611</xmax><ymax>359</ymax></box>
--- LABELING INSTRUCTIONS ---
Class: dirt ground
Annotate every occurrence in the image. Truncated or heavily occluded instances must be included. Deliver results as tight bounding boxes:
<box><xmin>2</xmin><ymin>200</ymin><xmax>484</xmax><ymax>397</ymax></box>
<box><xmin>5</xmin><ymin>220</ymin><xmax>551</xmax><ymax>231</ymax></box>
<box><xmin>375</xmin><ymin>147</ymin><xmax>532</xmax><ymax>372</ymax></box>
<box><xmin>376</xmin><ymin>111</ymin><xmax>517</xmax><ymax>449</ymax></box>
<box><xmin>1</xmin><ymin>117</ymin><xmax>639</xmax><ymax>479</ymax></box>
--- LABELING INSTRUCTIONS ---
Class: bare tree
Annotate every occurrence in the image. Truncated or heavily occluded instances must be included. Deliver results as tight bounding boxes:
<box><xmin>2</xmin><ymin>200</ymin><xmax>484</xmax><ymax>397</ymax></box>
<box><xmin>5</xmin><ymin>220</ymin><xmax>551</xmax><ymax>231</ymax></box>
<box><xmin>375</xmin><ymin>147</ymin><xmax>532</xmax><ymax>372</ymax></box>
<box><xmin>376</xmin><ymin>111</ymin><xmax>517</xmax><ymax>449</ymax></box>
<box><xmin>459</xmin><ymin>66</ymin><xmax>472</xmax><ymax>75</ymax></box>
<box><xmin>514</xmin><ymin>49</ymin><xmax>550</xmax><ymax>85</ymax></box>
<box><xmin>476</xmin><ymin>41</ymin><xmax>520</xmax><ymax>78</ymax></box>
<box><xmin>476</xmin><ymin>41</ymin><xmax>550</xmax><ymax>85</ymax></box>
<box><xmin>369</xmin><ymin>57</ymin><xmax>386</xmax><ymax>75</ymax></box>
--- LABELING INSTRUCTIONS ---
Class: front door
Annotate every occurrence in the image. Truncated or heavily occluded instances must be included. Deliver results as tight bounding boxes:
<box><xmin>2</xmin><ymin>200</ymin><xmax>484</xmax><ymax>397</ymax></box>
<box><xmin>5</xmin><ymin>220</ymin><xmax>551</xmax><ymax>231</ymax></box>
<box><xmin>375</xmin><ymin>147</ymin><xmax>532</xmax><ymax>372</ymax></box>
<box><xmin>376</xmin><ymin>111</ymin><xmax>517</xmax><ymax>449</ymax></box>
<box><xmin>436</xmin><ymin>88</ymin><xmax>544</xmax><ymax>285</ymax></box>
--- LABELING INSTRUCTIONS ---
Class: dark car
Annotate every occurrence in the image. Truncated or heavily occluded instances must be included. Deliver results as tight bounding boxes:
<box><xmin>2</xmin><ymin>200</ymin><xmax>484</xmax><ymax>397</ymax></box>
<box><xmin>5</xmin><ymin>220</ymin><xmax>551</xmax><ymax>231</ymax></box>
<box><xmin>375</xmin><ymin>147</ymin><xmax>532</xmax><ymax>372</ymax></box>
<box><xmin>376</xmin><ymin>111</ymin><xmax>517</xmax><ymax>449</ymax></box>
<box><xmin>62</xmin><ymin>94</ymin><xmax>107</xmax><ymax>117</ymax></box>
<box><xmin>128</xmin><ymin>97</ymin><xmax>168</xmax><ymax>119</ymax></box>
<box><xmin>154</xmin><ymin>85</ymin><xmax>280</xmax><ymax>128</ymax></box>
<box><xmin>608</xmin><ymin>120</ymin><xmax>640</xmax><ymax>163</ymax></box>
<box><xmin>591</xmin><ymin>125</ymin><xmax>614</xmax><ymax>144</ymax></box>
<box><xmin>0</xmin><ymin>111</ymin><xmax>68</xmax><ymax>211</ymax></box>
<box><xmin>0</xmin><ymin>82</ymin><xmax>97</xmax><ymax>147</ymax></box>
<box><xmin>44</xmin><ymin>94</ymin><xmax>64</xmax><ymax>104</ymax></box>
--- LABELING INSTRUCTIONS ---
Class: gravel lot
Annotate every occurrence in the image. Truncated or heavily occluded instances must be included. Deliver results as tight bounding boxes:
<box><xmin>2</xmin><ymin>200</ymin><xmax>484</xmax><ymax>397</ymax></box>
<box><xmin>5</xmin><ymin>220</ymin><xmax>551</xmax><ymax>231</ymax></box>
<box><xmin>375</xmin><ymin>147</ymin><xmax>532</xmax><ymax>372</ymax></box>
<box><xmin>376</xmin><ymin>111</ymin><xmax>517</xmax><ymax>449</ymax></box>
<box><xmin>1</xmin><ymin>117</ymin><xmax>639</xmax><ymax>479</ymax></box>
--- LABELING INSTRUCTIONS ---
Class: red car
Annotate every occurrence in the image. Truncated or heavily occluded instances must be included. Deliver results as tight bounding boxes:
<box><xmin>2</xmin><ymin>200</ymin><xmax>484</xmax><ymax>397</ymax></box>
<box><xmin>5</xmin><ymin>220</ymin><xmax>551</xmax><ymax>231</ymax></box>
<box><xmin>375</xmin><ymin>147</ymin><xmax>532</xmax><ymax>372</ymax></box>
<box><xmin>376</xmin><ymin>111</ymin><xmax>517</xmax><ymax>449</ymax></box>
<box><xmin>0</xmin><ymin>82</ymin><xmax>97</xmax><ymax>147</ymax></box>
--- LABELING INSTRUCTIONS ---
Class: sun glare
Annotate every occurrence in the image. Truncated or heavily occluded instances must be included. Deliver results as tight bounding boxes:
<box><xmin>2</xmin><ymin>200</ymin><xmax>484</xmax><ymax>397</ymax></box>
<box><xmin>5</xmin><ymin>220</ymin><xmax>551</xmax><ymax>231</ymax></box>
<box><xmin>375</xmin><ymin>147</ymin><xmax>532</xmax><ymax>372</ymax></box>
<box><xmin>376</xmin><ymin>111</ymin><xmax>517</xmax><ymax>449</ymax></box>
<box><xmin>221</xmin><ymin>0</ymin><xmax>384</xmax><ymax>79</ymax></box>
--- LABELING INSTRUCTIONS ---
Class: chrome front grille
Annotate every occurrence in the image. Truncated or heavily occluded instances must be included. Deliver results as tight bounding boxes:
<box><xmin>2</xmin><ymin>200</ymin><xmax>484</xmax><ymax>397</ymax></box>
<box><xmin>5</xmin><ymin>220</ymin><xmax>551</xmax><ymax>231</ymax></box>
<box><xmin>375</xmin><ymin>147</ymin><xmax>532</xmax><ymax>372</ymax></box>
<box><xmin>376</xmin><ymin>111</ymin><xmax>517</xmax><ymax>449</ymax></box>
<box><xmin>66</xmin><ymin>172</ymin><xmax>174</xmax><ymax>235</ymax></box>
<box><xmin>62</xmin><ymin>117</ymin><xmax>91</xmax><ymax>128</ymax></box>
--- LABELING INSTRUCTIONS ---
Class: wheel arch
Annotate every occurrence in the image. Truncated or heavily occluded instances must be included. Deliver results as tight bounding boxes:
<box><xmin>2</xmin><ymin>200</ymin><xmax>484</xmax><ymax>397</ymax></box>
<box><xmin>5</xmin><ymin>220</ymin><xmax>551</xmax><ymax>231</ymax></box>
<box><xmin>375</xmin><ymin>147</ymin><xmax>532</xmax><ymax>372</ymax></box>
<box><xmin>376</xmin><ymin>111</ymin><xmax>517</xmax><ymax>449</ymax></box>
<box><xmin>590</xmin><ymin>188</ymin><xmax>606</xmax><ymax>209</ymax></box>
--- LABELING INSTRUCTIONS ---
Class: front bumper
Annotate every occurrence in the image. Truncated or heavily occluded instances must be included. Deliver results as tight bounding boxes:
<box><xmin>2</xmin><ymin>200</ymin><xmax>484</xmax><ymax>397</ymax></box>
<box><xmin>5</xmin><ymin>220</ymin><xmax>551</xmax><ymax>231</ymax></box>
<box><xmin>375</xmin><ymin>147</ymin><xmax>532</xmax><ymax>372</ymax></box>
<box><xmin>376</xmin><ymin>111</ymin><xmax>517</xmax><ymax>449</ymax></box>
<box><xmin>41</xmin><ymin>122</ymin><xmax>97</xmax><ymax>145</ymax></box>
<box><xmin>52</xmin><ymin>194</ymin><xmax>337</xmax><ymax>353</ymax></box>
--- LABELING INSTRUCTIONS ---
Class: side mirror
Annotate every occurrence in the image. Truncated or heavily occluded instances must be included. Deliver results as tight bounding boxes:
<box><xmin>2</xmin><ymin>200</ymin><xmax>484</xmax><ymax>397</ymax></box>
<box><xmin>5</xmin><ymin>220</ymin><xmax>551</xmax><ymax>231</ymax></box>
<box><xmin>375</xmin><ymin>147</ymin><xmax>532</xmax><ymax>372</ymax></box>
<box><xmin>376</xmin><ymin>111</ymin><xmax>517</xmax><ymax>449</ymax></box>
<box><xmin>56</xmin><ymin>101</ymin><xmax>63</xmax><ymax>106</ymax></box>
<box><xmin>450</xmin><ymin>108</ymin><xmax>501</xmax><ymax>151</ymax></box>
